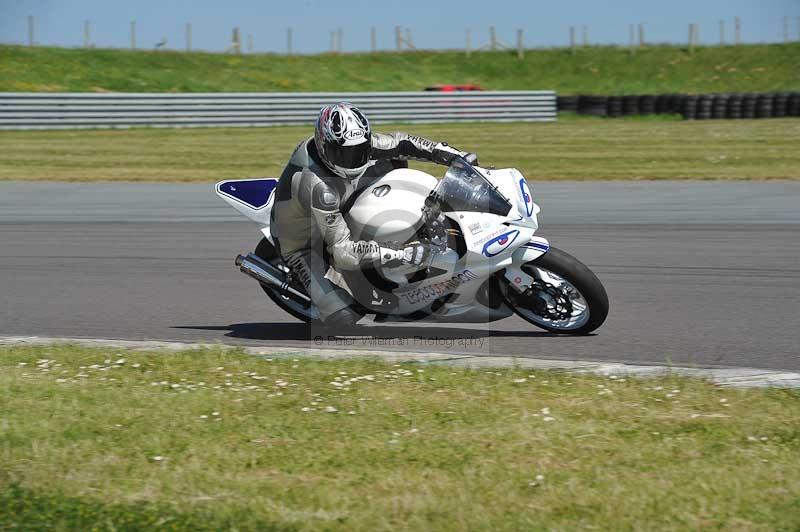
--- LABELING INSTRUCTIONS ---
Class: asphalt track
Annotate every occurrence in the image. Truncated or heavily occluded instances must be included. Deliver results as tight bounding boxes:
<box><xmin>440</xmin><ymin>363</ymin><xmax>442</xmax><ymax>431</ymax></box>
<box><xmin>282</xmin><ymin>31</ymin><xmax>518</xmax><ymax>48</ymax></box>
<box><xmin>1</xmin><ymin>180</ymin><xmax>799</xmax><ymax>371</ymax></box>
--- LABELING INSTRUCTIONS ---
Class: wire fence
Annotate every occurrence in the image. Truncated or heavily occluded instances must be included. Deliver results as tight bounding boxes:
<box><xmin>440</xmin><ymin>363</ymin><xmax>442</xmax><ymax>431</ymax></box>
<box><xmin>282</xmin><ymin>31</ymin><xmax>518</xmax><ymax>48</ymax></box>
<box><xmin>14</xmin><ymin>16</ymin><xmax>800</xmax><ymax>57</ymax></box>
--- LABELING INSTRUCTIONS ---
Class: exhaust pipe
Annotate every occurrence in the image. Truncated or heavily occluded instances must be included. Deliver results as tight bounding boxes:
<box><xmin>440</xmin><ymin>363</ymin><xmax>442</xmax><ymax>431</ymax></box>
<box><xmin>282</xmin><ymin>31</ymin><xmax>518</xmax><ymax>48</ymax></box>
<box><xmin>235</xmin><ymin>253</ymin><xmax>312</xmax><ymax>307</ymax></box>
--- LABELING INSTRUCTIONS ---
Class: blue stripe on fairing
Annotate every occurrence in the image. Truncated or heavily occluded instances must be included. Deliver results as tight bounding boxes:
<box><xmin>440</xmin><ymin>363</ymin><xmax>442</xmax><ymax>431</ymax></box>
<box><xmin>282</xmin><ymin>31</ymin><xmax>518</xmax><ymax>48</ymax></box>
<box><xmin>218</xmin><ymin>179</ymin><xmax>279</xmax><ymax>210</ymax></box>
<box><xmin>524</xmin><ymin>243</ymin><xmax>549</xmax><ymax>251</ymax></box>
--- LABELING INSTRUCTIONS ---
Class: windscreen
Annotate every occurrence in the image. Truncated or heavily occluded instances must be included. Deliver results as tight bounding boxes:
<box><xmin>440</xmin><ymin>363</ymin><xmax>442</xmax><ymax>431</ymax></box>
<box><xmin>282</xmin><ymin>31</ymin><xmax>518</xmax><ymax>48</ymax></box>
<box><xmin>431</xmin><ymin>158</ymin><xmax>512</xmax><ymax>216</ymax></box>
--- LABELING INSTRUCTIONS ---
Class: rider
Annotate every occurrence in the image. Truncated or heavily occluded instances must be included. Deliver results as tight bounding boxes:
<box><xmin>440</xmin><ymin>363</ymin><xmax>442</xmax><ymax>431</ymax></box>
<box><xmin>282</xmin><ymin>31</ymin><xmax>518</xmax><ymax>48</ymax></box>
<box><xmin>271</xmin><ymin>102</ymin><xmax>478</xmax><ymax>328</ymax></box>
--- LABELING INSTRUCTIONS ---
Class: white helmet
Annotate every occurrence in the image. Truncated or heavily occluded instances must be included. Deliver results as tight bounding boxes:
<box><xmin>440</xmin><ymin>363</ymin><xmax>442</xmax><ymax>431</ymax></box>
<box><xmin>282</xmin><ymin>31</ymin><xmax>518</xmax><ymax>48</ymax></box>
<box><xmin>314</xmin><ymin>102</ymin><xmax>372</xmax><ymax>180</ymax></box>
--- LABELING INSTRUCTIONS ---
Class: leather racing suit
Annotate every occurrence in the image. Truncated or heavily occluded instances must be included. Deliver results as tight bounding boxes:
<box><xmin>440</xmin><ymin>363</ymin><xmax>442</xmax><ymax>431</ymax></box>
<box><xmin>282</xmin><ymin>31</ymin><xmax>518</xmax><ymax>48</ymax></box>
<box><xmin>270</xmin><ymin>132</ymin><xmax>468</xmax><ymax>327</ymax></box>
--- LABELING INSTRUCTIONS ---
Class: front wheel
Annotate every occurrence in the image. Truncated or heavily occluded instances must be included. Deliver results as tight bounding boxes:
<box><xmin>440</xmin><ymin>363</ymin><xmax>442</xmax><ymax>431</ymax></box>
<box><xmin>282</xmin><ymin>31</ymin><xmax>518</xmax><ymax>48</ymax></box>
<box><xmin>506</xmin><ymin>246</ymin><xmax>608</xmax><ymax>335</ymax></box>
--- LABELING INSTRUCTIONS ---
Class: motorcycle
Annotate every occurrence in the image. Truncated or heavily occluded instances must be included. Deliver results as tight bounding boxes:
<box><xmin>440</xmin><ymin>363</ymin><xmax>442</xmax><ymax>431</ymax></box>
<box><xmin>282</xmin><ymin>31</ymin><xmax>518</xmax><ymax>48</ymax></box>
<box><xmin>216</xmin><ymin>157</ymin><xmax>608</xmax><ymax>334</ymax></box>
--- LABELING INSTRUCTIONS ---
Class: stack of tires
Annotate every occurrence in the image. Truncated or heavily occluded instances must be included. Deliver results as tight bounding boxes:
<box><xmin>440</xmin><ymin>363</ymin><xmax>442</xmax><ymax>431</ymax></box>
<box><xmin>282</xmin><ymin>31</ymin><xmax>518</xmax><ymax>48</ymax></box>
<box><xmin>560</xmin><ymin>91</ymin><xmax>800</xmax><ymax>120</ymax></box>
<box><xmin>576</xmin><ymin>95</ymin><xmax>607</xmax><ymax>117</ymax></box>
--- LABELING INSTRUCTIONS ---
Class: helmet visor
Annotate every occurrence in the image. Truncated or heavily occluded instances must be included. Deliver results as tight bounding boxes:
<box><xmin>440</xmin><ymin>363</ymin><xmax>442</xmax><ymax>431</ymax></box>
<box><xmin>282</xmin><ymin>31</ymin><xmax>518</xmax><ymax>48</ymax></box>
<box><xmin>326</xmin><ymin>142</ymin><xmax>370</xmax><ymax>170</ymax></box>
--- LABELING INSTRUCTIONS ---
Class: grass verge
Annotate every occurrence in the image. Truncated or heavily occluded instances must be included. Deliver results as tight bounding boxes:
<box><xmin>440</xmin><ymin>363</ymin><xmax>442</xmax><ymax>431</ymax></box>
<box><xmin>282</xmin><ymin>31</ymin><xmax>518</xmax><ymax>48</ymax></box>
<box><xmin>1</xmin><ymin>117</ymin><xmax>799</xmax><ymax>182</ymax></box>
<box><xmin>2</xmin><ymin>344</ymin><xmax>799</xmax><ymax>530</ymax></box>
<box><xmin>2</xmin><ymin>43</ymin><xmax>799</xmax><ymax>94</ymax></box>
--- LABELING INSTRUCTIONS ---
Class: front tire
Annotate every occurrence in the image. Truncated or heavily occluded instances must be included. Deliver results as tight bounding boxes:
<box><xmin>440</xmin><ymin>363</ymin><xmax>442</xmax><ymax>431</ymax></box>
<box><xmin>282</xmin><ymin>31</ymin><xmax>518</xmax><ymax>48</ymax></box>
<box><xmin>507</xmin><ymin>246</ymin><xmax>608</xmax><ymax>335</ymax></box>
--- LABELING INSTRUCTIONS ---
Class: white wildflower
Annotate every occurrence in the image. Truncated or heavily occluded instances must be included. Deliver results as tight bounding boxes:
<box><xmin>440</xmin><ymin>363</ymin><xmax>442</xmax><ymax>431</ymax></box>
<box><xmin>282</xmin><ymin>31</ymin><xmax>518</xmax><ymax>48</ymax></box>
<box><xmin>348</xmin><ymin>411</ymin><xmax>356</xmax><ymax>415</ymax></box>
<box><xmin>115</xmin><ymin>358</ymin><xmax>126</xmax><ymax>365</ymax></box>
<box><xmin>541</xmin><ymin>407</ymin><xmax>550</xmax><ymax>415</ymax></box>
<box><xmin>543</xmin><ymin>416</ymin><xmax>555</xmax><ymax>422</ymax></box>
<box><xmin>719</xmin><ymin>398</ymin><xmax>728</xmax><ymax>403</ymax></box>
<box><xmin>535</xmin><ymin>474</ymin><xmax>545</xmax><ymax>481</ymax></box>
<box><xmin>211</xmin><ymin>412</ymin><xmax>220</xmax><ymax>416</ymax></box>
<box><xmin>151</xmin><ymin>456</ymin><xmax>165</xmax><ymax>462</ymax></box>
<box><xmin>199</xmin><ymin>415</ymin><xmax>208</xmax><ymax>419</ymax></box>
<box><xmin>409</xmin><ymin>428</ymin><xmax>419</xmax><ymax>433</ymax></box>
<box><xmin>17</xmin><ymin>362</ymin><xmax>27</xmax><ymax>366</ymax></box>
<box><xmin>513</xmin><ymin>378</ymin><xmax>527</xmax><ymax>383</ymax></box>
<box><xmin>301</xmin><ymin>407</ymin><xmax>312</xmax><ymax>412</ymax></box>
<box><xmin>131</xmin><ymin>363</ymin><xmax>141</xmax><ymax>368</ymax></box>
<box><xmin>324</xmin><ymin>406</ymin><xmax>338</xmax><ymax>413</ymax></box>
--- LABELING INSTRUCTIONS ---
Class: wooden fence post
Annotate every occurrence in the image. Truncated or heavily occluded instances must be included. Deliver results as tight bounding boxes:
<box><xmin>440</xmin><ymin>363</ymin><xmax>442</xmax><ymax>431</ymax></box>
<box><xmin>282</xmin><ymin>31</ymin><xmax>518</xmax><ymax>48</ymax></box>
<box><xmin>570</xmin><ymin>26</ymin><xmax>575</xmax><ymax>53</ymax></box>
<box><xmin>629</xmin><ymin>24</ymin><xmax>635</xmax><ymax>55</ymax></box>
<box><xmin>783</xmin><ymin>16</ymin><xmax>789</xmax><ymax>44</ymax></box>
<box><xmin>232</xmin><ymin>27</ymin><xmax>241</xmax><ymax>54</ymax></box>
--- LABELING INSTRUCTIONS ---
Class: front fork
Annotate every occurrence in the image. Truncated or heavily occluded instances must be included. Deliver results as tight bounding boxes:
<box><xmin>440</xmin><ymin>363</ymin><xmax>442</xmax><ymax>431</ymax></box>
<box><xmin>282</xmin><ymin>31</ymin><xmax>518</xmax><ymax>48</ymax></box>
<box><xmin>503</xmin><ymin>236</ymin><xmax>550</xmax><ymax>293</ymax></box>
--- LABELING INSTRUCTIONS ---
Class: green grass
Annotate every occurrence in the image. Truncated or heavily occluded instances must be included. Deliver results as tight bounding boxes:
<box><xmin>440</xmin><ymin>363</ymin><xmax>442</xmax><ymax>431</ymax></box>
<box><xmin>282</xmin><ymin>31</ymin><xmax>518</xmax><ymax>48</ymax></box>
<box><xmin>1</xmin><ymin>116</ymin><xmax>798</xmax><ymax>182</ymax></box>
<box><xmin>2</xmin><ymin>43</ymin><xmax>799</xmax><ymax>94</ymax></box>
<box><xmin>2</xmin><ymin>345</ymin><xmax>800</xmax><ymax>531</ymax></box>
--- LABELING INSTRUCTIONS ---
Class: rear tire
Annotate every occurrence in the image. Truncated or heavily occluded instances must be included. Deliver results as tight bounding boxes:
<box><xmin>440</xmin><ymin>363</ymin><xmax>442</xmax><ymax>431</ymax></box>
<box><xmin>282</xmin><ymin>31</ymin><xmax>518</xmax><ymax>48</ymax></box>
<box><xmin>254</xmin><ymin>238</ymin><xmax>317</xmax><ymax>323</ymax></box>
<box><xmin>508</xmin><ymin>246</ymin><xmax>609</xmax><ymax>335</ymax></box>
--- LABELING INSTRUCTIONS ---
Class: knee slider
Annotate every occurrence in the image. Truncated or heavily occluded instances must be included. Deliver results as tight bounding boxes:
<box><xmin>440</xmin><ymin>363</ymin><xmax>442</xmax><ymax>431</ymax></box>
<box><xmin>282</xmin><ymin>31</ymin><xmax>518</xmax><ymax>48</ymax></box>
<box><xmin>323</xmin><ymin>307</ymin><xmax>362</xmax><ymax>328</ymax></box>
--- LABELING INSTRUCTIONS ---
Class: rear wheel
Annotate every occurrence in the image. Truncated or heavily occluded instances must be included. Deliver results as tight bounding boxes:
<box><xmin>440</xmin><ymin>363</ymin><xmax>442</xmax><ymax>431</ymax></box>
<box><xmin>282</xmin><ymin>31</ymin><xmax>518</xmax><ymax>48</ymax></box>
<box><xmin>254</xmin><ymin>238</ymin><xmax>318</xmax><ymax>323</ymax></box>
<box><xmin>506</xmin><ymin>246</ymin><xmax>608</xmax><ymax>335</ymax></box>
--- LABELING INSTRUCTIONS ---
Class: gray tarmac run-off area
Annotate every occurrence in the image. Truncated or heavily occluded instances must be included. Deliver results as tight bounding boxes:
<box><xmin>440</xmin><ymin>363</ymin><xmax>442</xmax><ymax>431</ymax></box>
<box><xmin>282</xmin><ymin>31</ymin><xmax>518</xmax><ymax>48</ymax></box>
<box><xmin>0</xmin><ymin>180</ymin><xmax>798</xmax><ymax>371</ymax></box>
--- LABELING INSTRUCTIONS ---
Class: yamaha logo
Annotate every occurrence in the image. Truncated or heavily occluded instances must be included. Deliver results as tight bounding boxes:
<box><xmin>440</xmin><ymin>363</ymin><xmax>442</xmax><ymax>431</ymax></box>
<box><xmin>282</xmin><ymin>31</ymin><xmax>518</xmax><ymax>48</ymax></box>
<box><xmin>343</xmin><ymin>129</ymin><xmax>365</xmax><ymax>140</ymax></box>
<box><xmin>372</xmin><ymin>185</ymin><xmax>391</xmax><ymax>197</ymax></box>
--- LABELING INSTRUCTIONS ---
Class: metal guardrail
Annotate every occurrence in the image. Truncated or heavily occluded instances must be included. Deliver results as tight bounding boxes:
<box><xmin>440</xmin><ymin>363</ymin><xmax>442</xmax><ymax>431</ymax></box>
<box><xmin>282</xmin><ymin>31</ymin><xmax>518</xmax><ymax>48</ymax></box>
<box><xmin>0</xmin><ymin>91</ymin><xmax>556</xmax><ymax>130</ymax></box>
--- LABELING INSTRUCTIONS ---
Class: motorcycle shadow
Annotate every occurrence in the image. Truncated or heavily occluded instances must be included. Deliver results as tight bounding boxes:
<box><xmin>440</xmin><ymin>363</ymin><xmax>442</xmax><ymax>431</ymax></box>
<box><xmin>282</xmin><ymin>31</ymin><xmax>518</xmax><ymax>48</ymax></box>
<box><xmin>174</xmin><ymin>322</ymin><xmax>556</xmax><ymax>341</ymax></box>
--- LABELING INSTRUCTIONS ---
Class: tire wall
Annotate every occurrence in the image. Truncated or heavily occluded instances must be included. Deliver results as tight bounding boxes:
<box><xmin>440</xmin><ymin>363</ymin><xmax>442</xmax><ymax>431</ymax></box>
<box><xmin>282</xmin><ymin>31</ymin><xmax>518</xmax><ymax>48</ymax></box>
<box><xmin>557</xmin><ymin>92</ymin><xmax>800</xmax><ymax>119</ymax></box>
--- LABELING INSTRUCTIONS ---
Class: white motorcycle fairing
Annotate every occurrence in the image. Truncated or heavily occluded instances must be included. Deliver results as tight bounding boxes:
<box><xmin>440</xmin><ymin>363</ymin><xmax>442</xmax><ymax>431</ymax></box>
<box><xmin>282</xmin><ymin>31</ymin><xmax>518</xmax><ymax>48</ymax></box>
<box><xmin>216</xmin><ymin>178</ymin><xmax>279</xmax><ymax>242</ymax></box>
<box><xmin>215</xmin><ymin>164</ymin><xmax>550</xmax><ymax>324</ymax></box>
